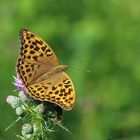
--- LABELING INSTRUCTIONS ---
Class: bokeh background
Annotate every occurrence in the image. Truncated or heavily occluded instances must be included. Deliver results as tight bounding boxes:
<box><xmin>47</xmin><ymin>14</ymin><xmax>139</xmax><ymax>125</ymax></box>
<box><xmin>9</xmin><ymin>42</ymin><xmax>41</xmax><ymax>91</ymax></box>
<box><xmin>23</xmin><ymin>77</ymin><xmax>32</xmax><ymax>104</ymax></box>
<box><xmin>1</xmin><ymin>0</ymin><xmax>140</xmax><ymax>140</ymax></box>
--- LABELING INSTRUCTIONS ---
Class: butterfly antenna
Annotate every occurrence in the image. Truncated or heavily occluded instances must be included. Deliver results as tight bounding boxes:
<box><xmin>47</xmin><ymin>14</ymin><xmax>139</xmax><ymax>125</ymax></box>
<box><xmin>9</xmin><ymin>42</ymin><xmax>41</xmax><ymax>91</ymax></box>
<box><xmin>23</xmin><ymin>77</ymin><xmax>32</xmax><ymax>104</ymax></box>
<box><xmin>68</xmin><ymin>66</ymin><xmax>90</xmax><ymax>73</ymax></box>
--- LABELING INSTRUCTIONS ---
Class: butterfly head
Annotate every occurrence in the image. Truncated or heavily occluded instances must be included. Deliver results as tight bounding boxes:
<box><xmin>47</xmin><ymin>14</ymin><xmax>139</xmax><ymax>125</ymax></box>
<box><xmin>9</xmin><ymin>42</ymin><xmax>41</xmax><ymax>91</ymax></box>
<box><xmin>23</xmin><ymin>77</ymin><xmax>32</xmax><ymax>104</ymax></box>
<box><xmin>61</xmin><ymin>65</ymin><xmax>68</xmax><ymax>71</ymax></box>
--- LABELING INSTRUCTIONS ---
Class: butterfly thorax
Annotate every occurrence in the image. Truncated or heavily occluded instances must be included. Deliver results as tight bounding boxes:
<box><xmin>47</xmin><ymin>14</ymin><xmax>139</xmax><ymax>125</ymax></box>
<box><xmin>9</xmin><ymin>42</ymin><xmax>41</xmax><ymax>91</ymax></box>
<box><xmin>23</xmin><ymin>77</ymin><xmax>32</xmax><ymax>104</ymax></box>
<box><xmin>52</xmin><ymin>65</ymin><xmax>68</xmax><ymax>73</ymax></box>
<box><xmin>36</xmin><ymin>65</ymin><xmax>68</xmax><ymax>83</ymax></box>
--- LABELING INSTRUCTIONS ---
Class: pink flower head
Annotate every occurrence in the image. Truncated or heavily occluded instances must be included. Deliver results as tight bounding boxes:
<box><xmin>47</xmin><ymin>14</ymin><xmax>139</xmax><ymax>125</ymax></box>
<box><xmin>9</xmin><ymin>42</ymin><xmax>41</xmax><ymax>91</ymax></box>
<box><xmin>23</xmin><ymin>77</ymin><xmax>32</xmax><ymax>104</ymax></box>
<box><xmin>13</xmin><ymin>75</ymin><xmax>26</xmax><ymax>92</ymax></box>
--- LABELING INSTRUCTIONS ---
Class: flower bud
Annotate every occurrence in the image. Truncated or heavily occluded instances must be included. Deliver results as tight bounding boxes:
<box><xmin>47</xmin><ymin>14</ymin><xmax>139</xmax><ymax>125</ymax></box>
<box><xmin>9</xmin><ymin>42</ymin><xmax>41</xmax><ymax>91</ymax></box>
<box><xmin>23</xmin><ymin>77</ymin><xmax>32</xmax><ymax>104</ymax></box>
<box><xmin>6</xmin><ymin>95</ymin><xmax>21</xmax><ymax>109</ymax></box>
<box><xmin>18</xmin><ymin>91</ymin><xmax>30</xmax><ymax>102</ymax></box>
<box><xmin>34</xmin><ymin>103</ymin><xmax>45</xmax><ymax>114</ymax></box>
<box><xmin>22</xmin><ymin>123</ymin><xmax>33</xmax><ymax>137</ymax></box>
<box><xmin>16</xmin><ymin>106</ymin><xmax>24</xmax><ymax>116</ymax></box>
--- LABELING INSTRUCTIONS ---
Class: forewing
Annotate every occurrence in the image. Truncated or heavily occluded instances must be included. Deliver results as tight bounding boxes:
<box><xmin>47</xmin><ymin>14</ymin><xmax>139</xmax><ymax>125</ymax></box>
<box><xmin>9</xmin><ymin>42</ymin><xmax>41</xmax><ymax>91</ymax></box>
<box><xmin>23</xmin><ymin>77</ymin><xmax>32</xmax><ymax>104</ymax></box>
<box><xmin>19</xmin><ymin>28</ymin><xmax>58</xmax><ymax>65</ymax></box>
<box><xmin>16</xmin><ymin>28</ymin><xmax>59</xmax><ymax>85</ymax></box>
<box><xmin>27</xmin><ymin>72</ymin><xmax>75</xmax><ymax>110</ymax></box>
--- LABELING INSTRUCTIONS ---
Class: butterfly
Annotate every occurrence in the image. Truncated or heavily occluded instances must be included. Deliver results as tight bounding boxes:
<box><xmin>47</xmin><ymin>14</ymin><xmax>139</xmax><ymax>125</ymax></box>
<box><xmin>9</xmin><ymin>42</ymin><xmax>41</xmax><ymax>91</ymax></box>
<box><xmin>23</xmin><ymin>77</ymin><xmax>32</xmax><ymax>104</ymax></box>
<box><xmin>16</xmin><ymin>28</ymin><xmax>75</xmax><ymax>110</ymax></box>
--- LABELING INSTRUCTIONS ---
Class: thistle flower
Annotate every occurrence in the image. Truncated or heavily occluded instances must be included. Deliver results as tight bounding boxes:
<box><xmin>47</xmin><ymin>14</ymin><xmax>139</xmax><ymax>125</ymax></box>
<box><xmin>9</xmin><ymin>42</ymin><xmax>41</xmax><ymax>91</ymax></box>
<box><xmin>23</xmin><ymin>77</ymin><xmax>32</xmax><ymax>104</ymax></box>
<box><xmin>6</xmin><ymin>76</ymin><xmax>70</xmax><ymax>139</ymax></box>
<box><xmin>13</xmin><ymin>76</ymin><xmax>26</xmax><ymax>92</ymax></box>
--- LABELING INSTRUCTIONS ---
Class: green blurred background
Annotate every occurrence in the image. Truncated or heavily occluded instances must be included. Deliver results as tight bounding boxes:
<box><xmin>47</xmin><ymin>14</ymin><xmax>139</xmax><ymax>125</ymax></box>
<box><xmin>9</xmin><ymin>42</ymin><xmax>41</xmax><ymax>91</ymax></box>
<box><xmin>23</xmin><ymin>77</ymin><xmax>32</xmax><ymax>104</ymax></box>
<box><xmin>1</xmin><ymin>0</ymin><xmax>140</xmax><ymax>140</ymax></box>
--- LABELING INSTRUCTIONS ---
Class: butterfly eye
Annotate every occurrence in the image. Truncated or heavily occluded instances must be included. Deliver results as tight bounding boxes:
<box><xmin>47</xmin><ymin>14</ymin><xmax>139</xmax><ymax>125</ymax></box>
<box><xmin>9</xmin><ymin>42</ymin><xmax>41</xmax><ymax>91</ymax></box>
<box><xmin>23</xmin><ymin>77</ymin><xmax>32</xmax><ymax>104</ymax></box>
<box><xmin>64</xmin><ymin>65</ymin><xmax>68</xmax><ymax>71</ymax></box>
<box><xmin>61</xmin><ymin>65</ymin><xmax>68</xmax><ymax>71</ymax></box>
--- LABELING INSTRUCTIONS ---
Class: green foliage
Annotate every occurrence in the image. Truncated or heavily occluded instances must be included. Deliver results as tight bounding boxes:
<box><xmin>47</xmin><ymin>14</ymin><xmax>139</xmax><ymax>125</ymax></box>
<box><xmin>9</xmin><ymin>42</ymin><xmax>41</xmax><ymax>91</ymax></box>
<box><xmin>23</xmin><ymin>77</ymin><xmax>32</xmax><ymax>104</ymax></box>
<box><xmin>1</xmin><ymin>0</ymin><xmax>140</xmax><ymax>139</ymax></box>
